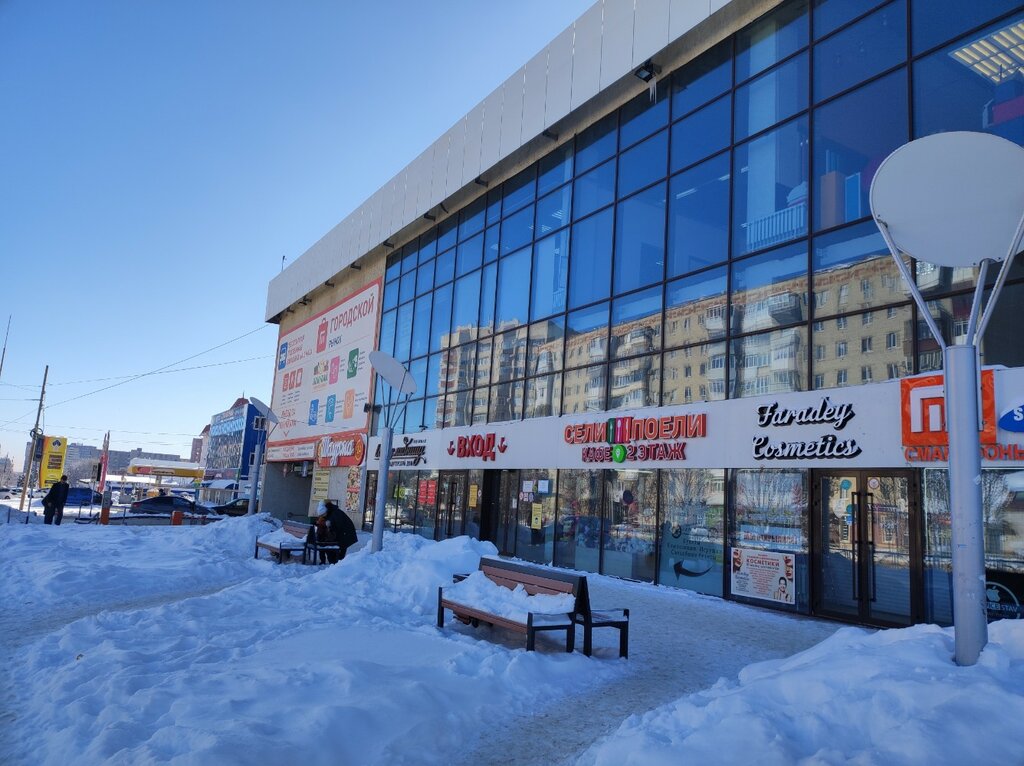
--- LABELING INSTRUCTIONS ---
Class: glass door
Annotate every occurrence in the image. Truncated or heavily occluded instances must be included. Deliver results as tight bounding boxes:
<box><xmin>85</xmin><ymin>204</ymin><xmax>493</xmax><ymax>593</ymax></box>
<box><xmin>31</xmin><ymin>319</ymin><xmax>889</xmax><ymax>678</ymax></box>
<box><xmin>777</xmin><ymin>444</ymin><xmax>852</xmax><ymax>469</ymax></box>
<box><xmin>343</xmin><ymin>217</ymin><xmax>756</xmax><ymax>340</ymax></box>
<box><xmin>436</xmin><ymin>471</ymin><xmax>467</xmax><ymax>541</ymax></box>
<box><xmin>815</xmin><ymin>470</ymin><xmax>915</xmax><ymax>626</ymax></box>
<box><xmin>494</xmin><ymin>470</ymin><xmax>519</xmax><ymax>556</ymax></box>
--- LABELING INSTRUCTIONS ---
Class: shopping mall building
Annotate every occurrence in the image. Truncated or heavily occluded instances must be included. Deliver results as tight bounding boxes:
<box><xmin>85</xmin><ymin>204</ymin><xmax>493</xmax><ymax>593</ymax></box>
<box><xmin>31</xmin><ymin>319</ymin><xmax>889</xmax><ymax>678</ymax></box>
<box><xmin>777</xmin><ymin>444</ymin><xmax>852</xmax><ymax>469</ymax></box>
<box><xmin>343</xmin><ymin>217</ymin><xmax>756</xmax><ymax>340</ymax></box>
<box><xmin>263</xmin><ymin>0</ymin><xmax>1024</xmax><ymax>628</ymax></box>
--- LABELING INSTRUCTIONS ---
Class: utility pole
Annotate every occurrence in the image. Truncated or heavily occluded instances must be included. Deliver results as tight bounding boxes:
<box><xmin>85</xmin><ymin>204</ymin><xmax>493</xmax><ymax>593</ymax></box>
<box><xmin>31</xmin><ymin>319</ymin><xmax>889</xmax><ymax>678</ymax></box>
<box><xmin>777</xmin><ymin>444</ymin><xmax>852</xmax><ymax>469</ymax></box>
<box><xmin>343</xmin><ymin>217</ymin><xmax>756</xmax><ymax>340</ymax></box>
<box><xmin>0</xmin><ymin>315</ymin><xmax>10</xmax><ymax>381</ymax></box>
<box><xmin>18</xmin><ymin>365</ymin><xmax>48</xmax><ymax>523</ymax></box>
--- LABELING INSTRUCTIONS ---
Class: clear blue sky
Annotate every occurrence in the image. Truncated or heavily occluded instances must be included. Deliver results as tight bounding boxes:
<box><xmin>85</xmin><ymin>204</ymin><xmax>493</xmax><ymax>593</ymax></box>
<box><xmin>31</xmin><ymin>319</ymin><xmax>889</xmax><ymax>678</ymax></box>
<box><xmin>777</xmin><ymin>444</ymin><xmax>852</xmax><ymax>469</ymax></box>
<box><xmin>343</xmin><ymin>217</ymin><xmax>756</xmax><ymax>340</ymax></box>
<box><xmin>0</xmin><ymin>0</ymin><xmax>593</xmax><ymax>471</ymax></box>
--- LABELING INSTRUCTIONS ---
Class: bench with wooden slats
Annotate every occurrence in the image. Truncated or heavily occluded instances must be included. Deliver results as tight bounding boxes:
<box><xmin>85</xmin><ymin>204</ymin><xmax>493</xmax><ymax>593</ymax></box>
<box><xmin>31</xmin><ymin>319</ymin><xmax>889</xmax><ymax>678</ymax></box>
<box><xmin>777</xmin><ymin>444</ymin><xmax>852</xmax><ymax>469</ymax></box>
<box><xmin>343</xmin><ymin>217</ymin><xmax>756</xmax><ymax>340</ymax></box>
<box><xmin>437</xmin><ymin>557</ymin><xmax>629</xmax><ymax>657</ymax></box>
<box><xmin>254</xmin><ymin>520</ymin><xmax>344</xmax><ymax>564</ymax></box>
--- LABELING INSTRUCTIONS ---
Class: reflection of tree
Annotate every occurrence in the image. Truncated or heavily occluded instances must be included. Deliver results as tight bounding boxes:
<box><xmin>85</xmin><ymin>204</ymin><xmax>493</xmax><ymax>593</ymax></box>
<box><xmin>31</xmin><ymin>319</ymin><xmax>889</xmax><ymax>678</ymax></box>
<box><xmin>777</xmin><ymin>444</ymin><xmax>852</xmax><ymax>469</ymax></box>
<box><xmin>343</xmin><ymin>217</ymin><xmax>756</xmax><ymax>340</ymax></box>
<box><xmin>733</xmin><ymin>469</ymin><xmax>807</xmax><ymax>549</ymax></box>
<box><xmin>662</xmin><ymin>469</ymin><xmax>720</xmax><ymax>526</ymax></box>
<box><xmin>924</xmin><ymin>469</ymin><xmax>1015</xmax><ymax>559</ymax></box>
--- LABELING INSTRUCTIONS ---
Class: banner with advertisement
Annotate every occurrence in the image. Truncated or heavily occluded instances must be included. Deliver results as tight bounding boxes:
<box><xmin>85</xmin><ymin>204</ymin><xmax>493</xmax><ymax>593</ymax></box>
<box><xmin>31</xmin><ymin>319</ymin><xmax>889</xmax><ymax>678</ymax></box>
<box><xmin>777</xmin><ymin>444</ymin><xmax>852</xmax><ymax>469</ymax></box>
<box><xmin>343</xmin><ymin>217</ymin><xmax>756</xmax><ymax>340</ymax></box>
<box><xmin>268</xmin><ymin>280</ymin><xmax>380</xmax><ymax>462</ymax></box>
<box><xmin>730</xmin><ymin>547</ymin><xmax>795</xmax><ymax>605</ymax></box>
<box><xmin>38</xmin><ymin>436</ymin><xmax>68</xmax><ymax>489</ymax></box>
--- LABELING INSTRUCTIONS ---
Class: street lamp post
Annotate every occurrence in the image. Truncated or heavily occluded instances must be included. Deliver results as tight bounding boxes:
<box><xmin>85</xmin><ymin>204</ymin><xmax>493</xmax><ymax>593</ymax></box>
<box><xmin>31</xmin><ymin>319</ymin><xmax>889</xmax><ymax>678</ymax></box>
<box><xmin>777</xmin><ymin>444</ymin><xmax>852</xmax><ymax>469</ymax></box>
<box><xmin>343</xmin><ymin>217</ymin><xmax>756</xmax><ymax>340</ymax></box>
<box><xmin>368</xmin><ymin>350</ymin><xmax>417</xmax><ymax>553</ymax></box>
<box><xmin>247</xmin><ymin>397</ymin><xmax>279</xmax><ymax>516</ymax></box>
<box><xmin>870</xmin><ymin>131</ymin><xmax>1024</xmax><ymax>666</ymax></box>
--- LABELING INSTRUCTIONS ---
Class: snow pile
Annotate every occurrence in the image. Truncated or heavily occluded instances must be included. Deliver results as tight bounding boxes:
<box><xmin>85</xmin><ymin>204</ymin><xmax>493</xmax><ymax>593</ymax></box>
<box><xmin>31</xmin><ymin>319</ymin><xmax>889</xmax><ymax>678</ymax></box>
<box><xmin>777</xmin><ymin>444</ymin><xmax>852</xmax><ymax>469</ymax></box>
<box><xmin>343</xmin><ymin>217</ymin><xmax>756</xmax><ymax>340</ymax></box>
<box><xmin>444</xmin><ymin>569</ymin><xmax>576</xmax><ymax>622</ymax></box>
<box><xmin>578</xmin><ymin>620</ymin><xmax>1024</xmax><ymax>766</ymax></box>
<box><xmin>0</xmin><ymin>514</ymin><xmax>277</xmax><ymax>625</ymax></box>
<box><xmin>1</xmin><ymin>522</ymin><xmax>623</xmax><ymax>766</ymax></box>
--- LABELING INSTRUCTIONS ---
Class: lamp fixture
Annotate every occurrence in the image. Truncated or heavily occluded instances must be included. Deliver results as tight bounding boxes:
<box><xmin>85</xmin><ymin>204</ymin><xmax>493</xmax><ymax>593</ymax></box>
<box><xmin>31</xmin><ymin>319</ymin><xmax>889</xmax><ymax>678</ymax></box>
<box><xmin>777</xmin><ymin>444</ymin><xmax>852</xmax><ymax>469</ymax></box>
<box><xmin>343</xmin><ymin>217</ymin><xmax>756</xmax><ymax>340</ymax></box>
<box><xmin>423</xmin><ymin>212</ymin><xmax>436</xmax><ymax>221</ymax></box>
<box><xmin>542</xmin><ymin>129</ymin><xmax>558</xmax><ymax>141</ymax></box>
<box><xmin>634</xmin><ymin>59</ymin><xmax>660</xmax><ymax>82</ymax></box>
<box><xmin>324</xmin><ymin>280</ymin><xmax>335</xmax><ymax>288</ymax></box>
<box><xmin>349</xmin><ymin>263</ymin><xmax>362</xmax><ymax>271</ymax></box>
<box><xmin>474</xmin><ymin>177</ymin><xmax>488</xmax><ymax>187</ymax></box>
<box><xmin>439</xmin><ymin>202</ymin><xmax>449</xmax><ymax>215</ymax></box>
<box><xmin>383</xmin><ymin>240</ymin><xmax>395</xmax><ymax>249</ymax></box>
<box><xmin>299</xmin><ymin>296</ymin><xmax>310</xmax><ymax>306</ymax></box>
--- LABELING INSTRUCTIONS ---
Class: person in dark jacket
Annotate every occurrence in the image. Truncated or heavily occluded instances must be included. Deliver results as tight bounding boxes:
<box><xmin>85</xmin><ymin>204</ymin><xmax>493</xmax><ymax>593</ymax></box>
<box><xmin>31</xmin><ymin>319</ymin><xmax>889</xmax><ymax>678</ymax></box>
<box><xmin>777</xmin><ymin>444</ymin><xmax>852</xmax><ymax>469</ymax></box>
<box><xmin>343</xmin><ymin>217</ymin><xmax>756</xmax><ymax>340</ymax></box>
<box><xmin>43</xmin><ymin>475</ymin><xmax>70</xmax><ymax>525</ymax></box>
<box><xmin>321</xmin><ymin>500</ymin><xmax>358</xmax><ymax>564</ymax></box>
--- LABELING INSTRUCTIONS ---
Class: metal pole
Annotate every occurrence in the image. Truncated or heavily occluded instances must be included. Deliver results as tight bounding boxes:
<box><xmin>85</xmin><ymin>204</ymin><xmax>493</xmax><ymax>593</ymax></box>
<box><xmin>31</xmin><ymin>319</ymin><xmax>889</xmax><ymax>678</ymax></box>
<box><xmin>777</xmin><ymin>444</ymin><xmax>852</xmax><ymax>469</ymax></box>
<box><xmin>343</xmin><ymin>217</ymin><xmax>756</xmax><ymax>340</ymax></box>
<box><xmin>247</xmin><ymin>437</ymin><xmax>263</xmax><ymax>516</ymax></box>
<box><xmin>944</xmin><ymin>344</ymin><xmax>988</xmax><ymax>665</ymax></box>
<box><xmin>18</xmin><ymin>365</ymin><xmax>48</xmax><ymax>523</ymax></box>
<box><xmin>371</xmin><ymin>425</ymin><xmax>393</xmax><ymax>553</ymax></box>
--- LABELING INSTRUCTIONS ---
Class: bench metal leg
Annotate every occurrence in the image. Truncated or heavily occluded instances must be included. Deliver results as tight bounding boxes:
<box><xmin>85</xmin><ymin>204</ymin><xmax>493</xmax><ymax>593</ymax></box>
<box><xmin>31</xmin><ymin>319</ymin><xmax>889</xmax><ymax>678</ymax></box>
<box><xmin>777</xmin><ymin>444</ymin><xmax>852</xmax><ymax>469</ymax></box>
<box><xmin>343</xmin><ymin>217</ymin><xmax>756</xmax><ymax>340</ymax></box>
<box><xmin>526</xmin><ymin>614</ymin><xmax>536</xmax><ymax>651</ymax></box>
<box><xmin>566</xmin><ymin>625</ymin><xmax>575</xmax><ymax>653</ymax></box>
<box><xmin>619</xmin><ymin>624</ymin><xmax>629</xmax><ymax>659</ymax></box>
<box><xmin>437</xmin><ymin>588</ymin><xmax>445</xmax><ymax>628</ymax></box>
<box><xmin>583</xmin><ymin>624</ymin><xmax>593</xmax><ymax>657</ymax></box>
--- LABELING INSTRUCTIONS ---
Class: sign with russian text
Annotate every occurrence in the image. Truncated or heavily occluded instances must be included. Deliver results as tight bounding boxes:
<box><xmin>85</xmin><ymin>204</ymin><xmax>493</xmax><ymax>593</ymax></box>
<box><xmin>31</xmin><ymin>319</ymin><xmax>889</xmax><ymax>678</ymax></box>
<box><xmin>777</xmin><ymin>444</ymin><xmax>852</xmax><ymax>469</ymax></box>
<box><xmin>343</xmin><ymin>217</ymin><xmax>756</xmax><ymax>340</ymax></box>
<box><xmin>730</xmin><ymin>547</ymin><xmax>795</xmax><ymax>605</ymax></box>
<box><xmin>315</xmin><ymin>432</ymin><xmax>365</xmax><ymax>468</ymax></box>
<box><xmin>447</xmin><ymin>432</ymin><xmax>508</xmax><ymax>461</ymax></box>
<box><xmin>564</xmin><ymin>413</ymin><xmax>706</xmax><ymax>464</ymax></box>
<box><xmin>268</xmin><ymin>280</ymin><xmax>380</xmax><ymax>462</ymax></box>
<box><xmin>39</xmin><ymin>436</ymin><xmax>68</xmax><ymax>489</ymax></box>
<box><xmin>365</xmin><ymin>367</ymin><xmax>1024</xmax><ymax>470</ymax></box>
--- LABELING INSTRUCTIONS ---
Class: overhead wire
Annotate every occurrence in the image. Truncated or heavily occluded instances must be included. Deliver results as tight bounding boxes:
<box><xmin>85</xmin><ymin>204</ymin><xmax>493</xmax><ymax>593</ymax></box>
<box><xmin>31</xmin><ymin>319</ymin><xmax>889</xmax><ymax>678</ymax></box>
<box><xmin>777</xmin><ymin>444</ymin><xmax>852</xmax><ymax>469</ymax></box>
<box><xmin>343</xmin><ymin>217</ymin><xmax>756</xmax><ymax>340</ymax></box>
<box><xmin>0</xmin><ymin>324</ymin><xmax>274</xmax><ymax>437</ymax></box>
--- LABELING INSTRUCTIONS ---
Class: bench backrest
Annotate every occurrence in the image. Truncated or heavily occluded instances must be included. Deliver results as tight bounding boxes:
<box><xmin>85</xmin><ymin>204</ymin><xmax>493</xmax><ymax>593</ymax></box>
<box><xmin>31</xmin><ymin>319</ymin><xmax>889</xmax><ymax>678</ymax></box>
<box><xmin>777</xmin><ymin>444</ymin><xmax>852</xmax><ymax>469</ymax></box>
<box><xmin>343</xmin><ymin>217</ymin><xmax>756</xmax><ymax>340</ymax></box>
<box><xmin>478</xmin><ymin>557</ymin><xmax>592</xmax><ymax>616</ymax></box>
<box><xmin>282</xmin><ymin>520</ymin><xmax>311</xmax><ymax>538</ymax></box>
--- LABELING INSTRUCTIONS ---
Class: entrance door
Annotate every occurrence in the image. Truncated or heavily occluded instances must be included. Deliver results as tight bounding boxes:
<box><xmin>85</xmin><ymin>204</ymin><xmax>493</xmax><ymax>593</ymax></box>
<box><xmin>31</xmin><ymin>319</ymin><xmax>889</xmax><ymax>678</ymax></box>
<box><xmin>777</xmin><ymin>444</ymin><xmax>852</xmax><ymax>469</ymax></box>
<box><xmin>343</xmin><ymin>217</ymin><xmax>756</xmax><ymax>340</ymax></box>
<box><xmin>494</xmin><ymin>469</ymin><xmax>519</xmax><ymax>556</ymax></box>
<box><xmin>436</xmin><ymin>471</ymin><xmax>467</xmax><ymax>541</ymax></box>
<box><xmin>814</xmin><ymin>470</ymin><xmax>917</xmax><ymax>626</ymax></box>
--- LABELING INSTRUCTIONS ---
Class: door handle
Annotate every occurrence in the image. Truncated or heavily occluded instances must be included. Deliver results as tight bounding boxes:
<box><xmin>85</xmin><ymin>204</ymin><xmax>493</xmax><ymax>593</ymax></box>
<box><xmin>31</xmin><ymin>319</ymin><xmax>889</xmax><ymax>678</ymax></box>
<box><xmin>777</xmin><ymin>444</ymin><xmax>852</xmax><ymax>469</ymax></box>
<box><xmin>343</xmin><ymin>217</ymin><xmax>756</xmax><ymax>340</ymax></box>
<box><xmin>868</xmin><ymin>541</ymin><xmax>877</xmax><ymax>602</ymax></box>
<box><xmin>851</xmin><ymin>489</ymin><xmax>860</xmax><ymax>601</ymax></box>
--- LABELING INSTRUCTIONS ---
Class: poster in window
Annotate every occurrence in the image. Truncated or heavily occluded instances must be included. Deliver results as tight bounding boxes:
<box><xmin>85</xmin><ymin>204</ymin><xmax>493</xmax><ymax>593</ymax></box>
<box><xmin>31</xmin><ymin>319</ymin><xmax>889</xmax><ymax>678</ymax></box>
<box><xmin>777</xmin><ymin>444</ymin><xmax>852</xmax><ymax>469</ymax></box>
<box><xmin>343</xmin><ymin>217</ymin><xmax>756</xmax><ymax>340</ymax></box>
<box><xmin>730</xmin><ymin>547</ymin><xmax>795</xmax><ymax>605</ymax></box>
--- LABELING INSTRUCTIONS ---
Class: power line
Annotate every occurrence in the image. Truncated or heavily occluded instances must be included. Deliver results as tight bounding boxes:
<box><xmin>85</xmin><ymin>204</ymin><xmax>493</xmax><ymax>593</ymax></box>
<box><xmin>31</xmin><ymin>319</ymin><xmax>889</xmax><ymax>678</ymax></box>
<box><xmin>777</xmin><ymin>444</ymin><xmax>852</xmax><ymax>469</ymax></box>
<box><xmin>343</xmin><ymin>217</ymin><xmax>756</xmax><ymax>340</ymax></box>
<box><xmin>42</xmin><ymin>355</ymin><xmax>272</xmax><ymax>386</ymax></box>
<box><xmin>47</xmin><ymin>325</ymin><xmax>273</xmax><ymax>409</ymax></box>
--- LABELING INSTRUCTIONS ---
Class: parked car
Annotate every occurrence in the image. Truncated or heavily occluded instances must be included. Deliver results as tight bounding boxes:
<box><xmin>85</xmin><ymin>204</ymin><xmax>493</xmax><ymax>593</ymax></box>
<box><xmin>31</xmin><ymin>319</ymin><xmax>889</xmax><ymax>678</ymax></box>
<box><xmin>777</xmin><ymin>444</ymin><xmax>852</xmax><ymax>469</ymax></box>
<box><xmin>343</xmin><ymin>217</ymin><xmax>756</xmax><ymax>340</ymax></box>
<box><xmin>207</xmin><ymin>497</ymin><xmax>257</xmax><ymax>517</ymax></box>
<box><xmin>0</xmin><ymin>486</ymin><xmax>17</xmax><ymax>500</ymax></box>
<box><xmin>66</xmin><ymin>487</ymin><xmax>102</xmax><ymax>507</ymax></box>
<box><xmin>130</xmin><ymin>495</ymin><xmax>207</xmax><ymax>516</ymax></box>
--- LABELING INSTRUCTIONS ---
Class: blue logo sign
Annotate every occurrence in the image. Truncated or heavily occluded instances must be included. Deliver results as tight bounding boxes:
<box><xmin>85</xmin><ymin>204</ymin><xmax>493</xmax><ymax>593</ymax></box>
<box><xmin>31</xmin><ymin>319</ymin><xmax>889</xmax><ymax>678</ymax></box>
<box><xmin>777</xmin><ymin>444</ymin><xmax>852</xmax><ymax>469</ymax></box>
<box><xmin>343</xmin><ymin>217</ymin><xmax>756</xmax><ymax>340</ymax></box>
<box><xmin>326</xmin><ymin>395</ymin><xmax>336</xmax><ymax>423</ymax></box>
<box><xmin>998</xmin><ymin>406</ymin><xmax>1024</xmax><ymax>433</ymax></box>
<box><xmin>278</xmin><ymin>342</ymin><xmax>288</xmax><ymax>370</ymax></box>
<box><xmin>308</xmin><ymin>399</ymin><xmax>319</xmax><ymax>426</ymax></box>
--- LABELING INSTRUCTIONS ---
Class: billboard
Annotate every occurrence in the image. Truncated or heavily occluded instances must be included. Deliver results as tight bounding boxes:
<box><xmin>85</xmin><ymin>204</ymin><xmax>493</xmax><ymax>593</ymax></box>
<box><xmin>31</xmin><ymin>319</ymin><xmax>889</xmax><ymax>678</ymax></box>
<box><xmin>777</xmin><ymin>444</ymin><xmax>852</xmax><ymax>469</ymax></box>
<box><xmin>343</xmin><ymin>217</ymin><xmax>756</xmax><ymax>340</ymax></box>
<box><xmin>205</xmin><ymin>402</ymin><xmax>258</xmax><ymax>480</ymax></box>
<box><xmin>39</xmin><ymin>436</ymin><xmax>68</xmax><ymax>489</ymax></box>
<box><xmin>268</xmin><ymin>280</ymin><xmax>380</xmax><ymax>462</ymax></box>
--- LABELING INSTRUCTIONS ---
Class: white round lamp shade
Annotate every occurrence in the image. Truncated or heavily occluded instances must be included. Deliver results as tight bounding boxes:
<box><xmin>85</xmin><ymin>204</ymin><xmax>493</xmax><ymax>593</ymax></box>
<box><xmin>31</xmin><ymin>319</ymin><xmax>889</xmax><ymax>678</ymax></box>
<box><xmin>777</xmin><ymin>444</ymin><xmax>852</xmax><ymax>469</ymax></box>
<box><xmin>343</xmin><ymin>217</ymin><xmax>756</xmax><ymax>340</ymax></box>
<box><xmin>870</xmin><ymin>131</ymin><xmax>1024</xmax><ymax>268</ymax></box>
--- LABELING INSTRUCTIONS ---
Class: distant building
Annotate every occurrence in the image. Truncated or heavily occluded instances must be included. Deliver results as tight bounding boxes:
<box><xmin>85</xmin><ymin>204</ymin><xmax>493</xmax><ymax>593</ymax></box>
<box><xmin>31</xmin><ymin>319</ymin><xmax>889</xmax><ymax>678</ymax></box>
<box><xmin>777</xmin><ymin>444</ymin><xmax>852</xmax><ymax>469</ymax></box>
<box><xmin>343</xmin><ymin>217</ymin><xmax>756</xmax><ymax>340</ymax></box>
<box><xmin>201</xmin><ymin>398</ymin><xmax>263</xmax><ymax>504</ymax></box>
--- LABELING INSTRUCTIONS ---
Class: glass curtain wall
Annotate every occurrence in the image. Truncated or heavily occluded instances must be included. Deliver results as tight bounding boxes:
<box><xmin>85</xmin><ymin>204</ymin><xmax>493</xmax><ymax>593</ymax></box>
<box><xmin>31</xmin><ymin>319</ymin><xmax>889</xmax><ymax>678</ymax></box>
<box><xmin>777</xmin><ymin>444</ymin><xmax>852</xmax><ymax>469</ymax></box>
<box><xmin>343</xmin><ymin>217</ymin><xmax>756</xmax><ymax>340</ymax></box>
<box><xmin>376</xmin><ymin>0</ymin><xmax>1024</xmax><ymax>433</ymax></box>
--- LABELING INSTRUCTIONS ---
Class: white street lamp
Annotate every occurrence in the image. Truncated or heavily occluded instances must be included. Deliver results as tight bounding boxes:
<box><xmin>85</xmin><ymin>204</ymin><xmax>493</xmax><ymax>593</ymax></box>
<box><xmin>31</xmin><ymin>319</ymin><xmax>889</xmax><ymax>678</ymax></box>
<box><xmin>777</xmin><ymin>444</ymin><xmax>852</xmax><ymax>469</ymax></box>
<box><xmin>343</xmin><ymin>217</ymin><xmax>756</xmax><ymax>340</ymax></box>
<box><xmin>870</xmin><ymin>131</ymin><xmax>1024</xmax><ymax>666</ymax></box>
<box><xmin>247</xmin><ymin>396</ymin><xmax>279</xmax><ymax>516</ymax></box>
<box><xmin>368</xmin><ymin>350</ymin><xmax>417</xmax><ymax>553</ymax></box>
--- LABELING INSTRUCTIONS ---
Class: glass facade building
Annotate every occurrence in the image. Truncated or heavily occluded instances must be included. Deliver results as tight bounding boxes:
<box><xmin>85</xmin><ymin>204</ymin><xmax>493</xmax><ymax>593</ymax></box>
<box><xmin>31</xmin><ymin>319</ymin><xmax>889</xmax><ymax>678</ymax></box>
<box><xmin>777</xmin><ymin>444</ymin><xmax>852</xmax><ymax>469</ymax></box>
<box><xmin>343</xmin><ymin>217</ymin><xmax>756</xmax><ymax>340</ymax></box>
<box><xmin>271</xmin><ymin>0</ymin><xmax>1024</xmax><ymax>629</ymax></box>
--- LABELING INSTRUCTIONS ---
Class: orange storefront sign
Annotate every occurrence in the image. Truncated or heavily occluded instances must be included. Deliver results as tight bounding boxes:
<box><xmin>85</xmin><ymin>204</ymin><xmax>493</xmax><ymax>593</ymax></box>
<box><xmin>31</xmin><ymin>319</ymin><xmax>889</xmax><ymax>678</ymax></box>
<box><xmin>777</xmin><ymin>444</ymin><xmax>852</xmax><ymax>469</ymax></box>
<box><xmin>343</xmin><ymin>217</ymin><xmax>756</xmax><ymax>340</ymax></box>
<box><xmin>900</xmin><ymin>370</ymin><xmax>996</xmax><ymax>447</ymax></box>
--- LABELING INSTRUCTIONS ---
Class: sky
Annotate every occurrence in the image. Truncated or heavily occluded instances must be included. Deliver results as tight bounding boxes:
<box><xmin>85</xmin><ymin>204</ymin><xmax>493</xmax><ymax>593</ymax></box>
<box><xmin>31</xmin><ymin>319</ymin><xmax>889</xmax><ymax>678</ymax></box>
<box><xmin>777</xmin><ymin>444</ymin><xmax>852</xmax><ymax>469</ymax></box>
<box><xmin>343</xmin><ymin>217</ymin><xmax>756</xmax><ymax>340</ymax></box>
<box><xmin>0</xmin><ymin>0</ymin><xmax>594</xmax><ymax>471</ymax></box>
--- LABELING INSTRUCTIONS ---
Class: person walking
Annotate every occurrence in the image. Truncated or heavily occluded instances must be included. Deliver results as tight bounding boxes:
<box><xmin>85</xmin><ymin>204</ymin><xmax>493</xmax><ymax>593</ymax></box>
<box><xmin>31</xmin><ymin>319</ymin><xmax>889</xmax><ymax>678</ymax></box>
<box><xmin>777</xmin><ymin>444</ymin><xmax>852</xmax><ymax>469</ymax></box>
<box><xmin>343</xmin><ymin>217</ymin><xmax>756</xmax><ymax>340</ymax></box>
<box><xmin>42</xmin><ymin>475</ymin><xmax>70</xmax><ymax>525</ymax></box>
<box><xmin>320</xmin><ymin>499</ymin><xmax>358</xmax><ymax>564</ymax></box>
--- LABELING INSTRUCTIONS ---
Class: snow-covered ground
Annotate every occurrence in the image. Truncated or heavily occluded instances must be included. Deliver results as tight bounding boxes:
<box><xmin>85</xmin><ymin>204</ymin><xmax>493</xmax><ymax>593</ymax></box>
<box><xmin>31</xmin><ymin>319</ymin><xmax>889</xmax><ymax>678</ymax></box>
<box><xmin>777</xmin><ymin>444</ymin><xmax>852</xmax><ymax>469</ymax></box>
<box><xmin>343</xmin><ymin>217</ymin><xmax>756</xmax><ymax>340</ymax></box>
<box><xmin>1</xmin><ymin>513</ymin><xmax>1021</xmax><ymax>765</ymax></box>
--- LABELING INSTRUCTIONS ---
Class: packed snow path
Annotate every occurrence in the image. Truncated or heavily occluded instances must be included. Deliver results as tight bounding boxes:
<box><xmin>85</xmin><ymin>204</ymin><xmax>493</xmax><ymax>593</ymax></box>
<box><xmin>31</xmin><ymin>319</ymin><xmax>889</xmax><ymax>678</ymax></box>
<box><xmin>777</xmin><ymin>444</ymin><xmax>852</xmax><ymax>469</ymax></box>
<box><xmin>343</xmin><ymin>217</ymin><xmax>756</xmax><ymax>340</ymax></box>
<box><xmin>460</xmin><ymin>576</ymin><xmax>835</xmax><ymax>766</ymax></box>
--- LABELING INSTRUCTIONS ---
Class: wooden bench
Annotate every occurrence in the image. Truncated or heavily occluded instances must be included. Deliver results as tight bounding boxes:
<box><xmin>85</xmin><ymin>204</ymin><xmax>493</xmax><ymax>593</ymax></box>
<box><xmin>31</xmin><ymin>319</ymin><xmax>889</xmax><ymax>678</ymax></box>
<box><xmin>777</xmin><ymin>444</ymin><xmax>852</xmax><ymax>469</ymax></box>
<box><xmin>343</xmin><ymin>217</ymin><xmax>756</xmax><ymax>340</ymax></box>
<box><xmin>254</xmin><ymin>520</ymin><xmax>314</xmax><ymax>563</ymax></box>
<box><xmin>438</xmin><ymin>558</ymin><xmax>629</xmax><ymax>657</ymax></box>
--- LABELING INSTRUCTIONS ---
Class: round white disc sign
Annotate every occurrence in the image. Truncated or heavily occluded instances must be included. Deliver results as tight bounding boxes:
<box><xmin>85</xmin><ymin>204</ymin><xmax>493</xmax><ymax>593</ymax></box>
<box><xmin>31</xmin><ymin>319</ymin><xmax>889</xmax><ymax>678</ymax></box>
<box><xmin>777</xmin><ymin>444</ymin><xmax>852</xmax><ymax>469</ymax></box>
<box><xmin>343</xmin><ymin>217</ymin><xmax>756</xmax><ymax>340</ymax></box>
<box><xmin>870</xmin><ymin>131</ymin><xmax>1024</xmax><ymax>268</ymax></box>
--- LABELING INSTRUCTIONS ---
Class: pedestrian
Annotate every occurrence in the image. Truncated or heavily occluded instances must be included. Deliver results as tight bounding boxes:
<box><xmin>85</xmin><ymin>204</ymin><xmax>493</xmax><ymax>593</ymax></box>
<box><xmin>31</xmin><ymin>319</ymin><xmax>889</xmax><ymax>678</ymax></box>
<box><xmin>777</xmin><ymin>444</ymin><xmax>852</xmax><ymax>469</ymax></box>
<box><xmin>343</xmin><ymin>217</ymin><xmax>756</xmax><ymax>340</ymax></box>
<box><xmin>42</xmin><ymin>475</ymin><xmax>70</xmax><ymax>525</ymax></box>
<box><xmin>319</xmin><ymin>499</ymin><xmax>358</xmax><ymax>564</ymax></box>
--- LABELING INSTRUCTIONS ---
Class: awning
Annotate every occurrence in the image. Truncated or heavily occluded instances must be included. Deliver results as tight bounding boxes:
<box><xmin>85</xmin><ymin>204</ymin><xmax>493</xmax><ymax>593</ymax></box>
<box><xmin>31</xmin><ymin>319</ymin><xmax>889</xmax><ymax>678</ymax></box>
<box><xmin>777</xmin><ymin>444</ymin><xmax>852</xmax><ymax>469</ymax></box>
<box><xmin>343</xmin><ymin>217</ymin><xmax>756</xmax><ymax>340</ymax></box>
<box><xmin>204</xmin><ymin>480</ymin><xmax>238</xmax><ymax>490</ymax></box>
